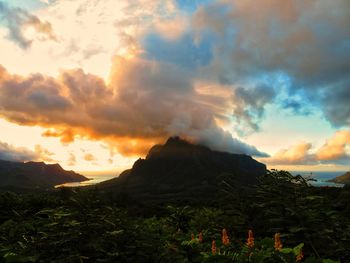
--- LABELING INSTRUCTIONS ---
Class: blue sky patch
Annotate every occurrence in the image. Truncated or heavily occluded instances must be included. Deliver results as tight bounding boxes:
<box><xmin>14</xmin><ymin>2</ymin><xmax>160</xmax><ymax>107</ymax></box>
<box><xmin>142</xmin><ymin>32</ymin><xmax>214</xmax><ymax>71</ymax></box>
<box><xmin>175</xmin><ymin>0</ymin><xmax>211</xmax><ymax>13</ymax></box>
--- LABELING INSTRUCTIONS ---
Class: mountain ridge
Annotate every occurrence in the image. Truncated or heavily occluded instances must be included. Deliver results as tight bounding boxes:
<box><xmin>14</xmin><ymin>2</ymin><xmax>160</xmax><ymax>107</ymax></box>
<box><xmin>99</xmin><ymin>137</ymin><xmax>267</xmax><ymax>201</ymax></box>
<box><xmin>0</xmin><ymin>159</ymin><xmax>88</xmax><ymax>189</ymax></box>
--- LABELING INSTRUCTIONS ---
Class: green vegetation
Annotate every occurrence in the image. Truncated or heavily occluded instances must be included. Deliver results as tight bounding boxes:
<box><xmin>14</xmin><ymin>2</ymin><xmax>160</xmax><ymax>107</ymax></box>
<box><xmin>0</xmin><ymin>170</ymin><xmax>349</xmax><ymax>262</ymax></box>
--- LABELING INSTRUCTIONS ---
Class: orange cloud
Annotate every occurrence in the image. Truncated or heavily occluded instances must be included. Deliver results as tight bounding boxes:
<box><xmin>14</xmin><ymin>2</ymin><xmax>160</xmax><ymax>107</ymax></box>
<box><xmin>264</xmin><ymin>142</ymin><xmax>314</xmax><ymax>165</ymax></box>
<box><xmin>263</xmin><ymin>130</ymin><xmax>350</xmax><ymax>165</ymax></box>
<box><xmin>84</xmin><ymin>153</ymin><xmax>96</xmax><ymax>162</ymax></box>
<box><xmin>34</xmin><ymin>144</ymin><xmax>55</xmax><ymax>162</ymax></box>
<box><xmin>42</xmin><ymin>129</ymin><xmax>75</xmax><ymax>144</ymax></box>
<box><xmin>0</xmin><ymin>56</ymin><xmax>266</xmax><ymax>158</ymax></box>
<box><xmin>316</xmin><ymin>131</ymin><xmax>350</xmax><ymax>161</ymax></box>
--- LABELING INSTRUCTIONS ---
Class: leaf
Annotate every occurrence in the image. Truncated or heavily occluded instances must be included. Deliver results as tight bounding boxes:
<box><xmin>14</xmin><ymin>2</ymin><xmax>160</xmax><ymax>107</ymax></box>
<box><xmin>293</xmin><ymin>243</ymin><xmax>304</xmax><ymax>255</ymax></box>
<box><xmin>279</xmin><ymin>248</ymin><xmax>293</xmax><ymax>254</ymax></box>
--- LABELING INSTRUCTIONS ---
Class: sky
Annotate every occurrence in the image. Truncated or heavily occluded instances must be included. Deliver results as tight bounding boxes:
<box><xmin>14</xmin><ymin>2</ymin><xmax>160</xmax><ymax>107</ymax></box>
<box><xmin>0</xmin><ymin>0</ymin><xmax>349</xmax><ymax>173</ymax></box>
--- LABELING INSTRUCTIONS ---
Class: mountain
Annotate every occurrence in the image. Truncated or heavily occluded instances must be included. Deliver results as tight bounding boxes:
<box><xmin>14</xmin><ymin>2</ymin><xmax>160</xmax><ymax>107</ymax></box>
<box><xmin>0</xmin><ymin>159</ymin><xmax>88</xmax><ymax>189</ymax></box>
<box><xmin>99</xmin><ymin>137</ymin><xmax>266</xmax><ymax>201</ymax></box>
<box><xmin>328</xmin><ymin>171</ymin><xmax>350</xmax><ymax>185</ymax></box>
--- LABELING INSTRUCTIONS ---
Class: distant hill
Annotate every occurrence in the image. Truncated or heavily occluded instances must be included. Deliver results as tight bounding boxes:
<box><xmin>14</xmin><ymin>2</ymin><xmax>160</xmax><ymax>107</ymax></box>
<box><xmin>328</xmin><ymin>172</ymin><xmax>350</xmax><ymax>185</ymax></box>
<box><xmin>99</xmin><ymin>137</ymin><xmax>266</xmax><ymax>201</ymax></box>
<box><xmin>0</xmin><ymin>159</ymin><xmax>88</xmax><ymax>189</ymax></box>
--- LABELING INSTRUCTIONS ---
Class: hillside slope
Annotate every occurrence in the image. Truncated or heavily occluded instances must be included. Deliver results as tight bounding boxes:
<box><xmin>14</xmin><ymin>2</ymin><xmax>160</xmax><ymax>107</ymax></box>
<box><xmin>0</xmin><ymin>160</ymin><xmax>88</xmax><ymax>189</ymax></box>
<box><xmin>99</xmin><ymin>137</ymin><xmax>266</xmax><ymax>201</ymax></box>
<box><xmin>328</xmin><ymin>171</ymin><xmax>350</xmax><ymax>185</ymax></box>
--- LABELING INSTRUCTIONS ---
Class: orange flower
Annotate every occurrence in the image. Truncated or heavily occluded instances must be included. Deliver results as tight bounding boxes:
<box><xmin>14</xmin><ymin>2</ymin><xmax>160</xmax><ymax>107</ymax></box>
<box><xmin>211</xmin><ymin>240</ymin><xmax>217</xmax><ymax>255</ymax></box>
<box><xmin>296</xmin><ymin>249</ymin><xmax>304</xmax><ymax>262</ymax></box>
<box><xmin>274</xmin><ymin>233</ymin><xmax>283</xmax><ymax>251</ymax></box>
<box><xmin>198</xmin><ymin>232</ymin><xmax>203</xmax><ymax>243</ymax></box>
<box><xmin>222</xmin><ymin>228</ymin><xmax>230</xmax><ymax>245</ymax></box>
<box><xmin>246</xmin><ymin>230</ymin><xmax>254</xmax><ymax>248</ymax></box>
<box><xmin>191</xmin><ymin>233</ymin><xmax>195</xmax><ymax>240</ymax></box>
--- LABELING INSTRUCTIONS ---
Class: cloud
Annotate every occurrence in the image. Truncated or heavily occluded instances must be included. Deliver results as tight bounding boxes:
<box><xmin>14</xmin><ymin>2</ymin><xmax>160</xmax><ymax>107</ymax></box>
<box><xmin>0</xmin><ymin>2</ymin><xmax>57</xmax><ymax>49</ymax></box>
<box><xmin>0</xmin><ymin>140</ymin><xmax>53</xmax><ymax>162</ymax></box>
<box><xmin>34</xmin><ymin>145</ymin><xmax>55</xmax><ymax>162</ymax></box>
<box><xmin>321</xmin><ymin>85</ymin><xmax>350</xmax><ymax>127</ymax></box>
<box><xmin>153</xmin><ymin>15</ymin><xmax>188</xmax><ymax>41</ymax></box>
<box><xmin>263</xmin><ymin>130</ymin><xmax>350</xmax><ymax>165</ymax></box>
<box><xmin>0</xmin><ymin>55</ymin><xmax>267</xmax><ymax>157</ymax></box>
<box><xmin>3</xmin><ymin>0</ymin><xmax>348</xmax><ymax>161</ymax></box>
<box><xmin>0</xmin><ymin>141</ymin><xmax>38</xmax><ymax>162</ymax></box>
<box><xmin>191</xmin><ymin>0</ymin><xmax>350</xmax><ymax>128</ymax></box>
<box><xmin>232</xmin><ymin>85</ymin><xmax>276</xmax><ymax>134</ymax></box>
<box><xmin>67</xmin><ymin>153</ymin><xmax>76</xmax><ymax>166</ymax></box>
<box><xmin>264</xmin><ymin>142</ymin><xmax>315</xmax><ymax>165</ymax></box>
<box><xmin>0</xmin><ymin>0</ymin><xmax>279</xmax><ymax>141</ymax></box>
<box><xmin>84</xmin><ymin>153</ymin><xmax>96</xmax><ymax>162</ymax></box>
<box><xmin>316</xmin><ymin>130</ymin><xmax>350</xmax><ymax>162</ymax></box>
<box><xmin>42</xmin><ymin>129</ymin><xmax>75</xmax><ymax>144</ymax></box>
<box><xmin>280</xmin><ymin>98</ymin><xmax>312</xmax><ymax>116</ymax></box>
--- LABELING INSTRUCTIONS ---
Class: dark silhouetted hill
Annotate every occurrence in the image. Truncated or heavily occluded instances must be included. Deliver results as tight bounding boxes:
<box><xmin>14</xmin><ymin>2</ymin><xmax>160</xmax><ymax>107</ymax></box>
<box><xmin>0</xmin><ymin>159</ymin><xmax>88</xmax><ymax>189</ymax></box>
<box><xmin>99</xmin><ymin>137</ymin><xmax>266</xmax><ymax>201</ymax></box>
<box><xmin>328</xmin><ymin>171</ymin><xmax>350</xmax><ymax>185</ymax></box>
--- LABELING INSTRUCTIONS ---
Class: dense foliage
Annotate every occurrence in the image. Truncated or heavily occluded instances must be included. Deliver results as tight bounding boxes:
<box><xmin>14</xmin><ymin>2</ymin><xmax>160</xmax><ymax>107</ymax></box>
<box><xmin>0</xmin><ymin>170</ymin><xmax>349</xmax><ymax>262</ymax></box>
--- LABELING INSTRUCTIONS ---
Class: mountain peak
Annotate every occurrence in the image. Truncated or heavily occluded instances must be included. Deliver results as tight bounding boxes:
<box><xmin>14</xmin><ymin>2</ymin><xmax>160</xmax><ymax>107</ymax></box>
<box><xmin>146</xmin><ymin>136</ymin><xmax>209</xmax><ymax>160</ymax></box>
<box><xmin>100</xmin><ymin>137</ymin><xmax>266</xmax><ymax>201</ymax></box>
<box><xmin>165</xmin><ymin>136</ymin><xmax>191</xmax><ymax>146</ymax></box>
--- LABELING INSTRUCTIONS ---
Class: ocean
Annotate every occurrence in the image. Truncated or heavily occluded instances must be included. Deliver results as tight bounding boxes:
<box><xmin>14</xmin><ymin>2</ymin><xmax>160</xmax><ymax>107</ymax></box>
<box><xmin>55</xmin><ymin>170</ymin><xmax>347</xmax><ymax>188</ymax></box>
<box><xmin>54</xmin><ymin>170</ymin><xmax>123</xmax><ymax>188</ymax></box>
<box><xmin>291</xmin><ymin>171</ymin><xmax>345</xmax><ymax>187</ymax></box>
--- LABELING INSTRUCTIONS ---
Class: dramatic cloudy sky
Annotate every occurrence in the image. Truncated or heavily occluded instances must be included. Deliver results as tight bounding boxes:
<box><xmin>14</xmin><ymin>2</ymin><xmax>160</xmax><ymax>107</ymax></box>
<box><xmin>0</xmin><ymin>0</ymin><xmax>349</xmax><ymax>172</ymax></box>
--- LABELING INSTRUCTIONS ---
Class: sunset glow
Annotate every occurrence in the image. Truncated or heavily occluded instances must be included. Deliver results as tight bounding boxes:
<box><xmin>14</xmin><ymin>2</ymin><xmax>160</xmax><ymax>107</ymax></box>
<box><xmin>0</xmin><ymin>0</ymin><xmax>349</xmax><ymax>173</ymax></box>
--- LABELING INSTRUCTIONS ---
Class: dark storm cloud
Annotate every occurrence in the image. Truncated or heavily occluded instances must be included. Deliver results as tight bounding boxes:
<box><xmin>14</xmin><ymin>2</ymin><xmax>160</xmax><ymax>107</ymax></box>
<box><xmin>321</xmin><ymin>83</ymin><xmax>350</xmax><ymax>127</ymax></box>
<box><xmin>232</xmin><ymin>85</ymin><xmax>276</xmax><ymax>134</ymax></box>
<box><xmin>191</xmin><ymin>0</ymin><xmax>350</xmax><ymax>128</ymax></box>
